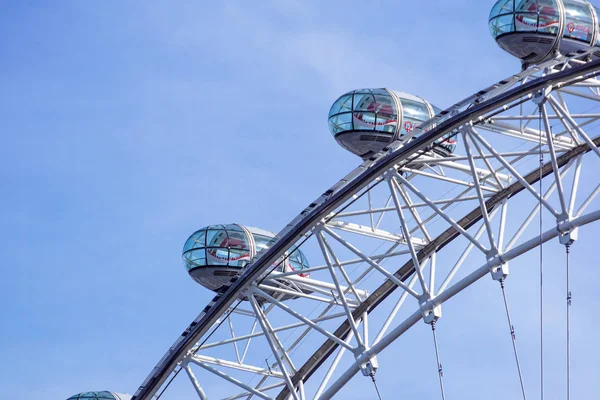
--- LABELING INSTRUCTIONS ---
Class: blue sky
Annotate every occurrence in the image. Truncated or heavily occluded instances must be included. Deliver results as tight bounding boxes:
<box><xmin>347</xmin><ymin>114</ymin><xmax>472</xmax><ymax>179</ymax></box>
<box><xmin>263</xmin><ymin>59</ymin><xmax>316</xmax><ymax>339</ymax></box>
<box><xmin>2</xmin><ymin>1</ymin><xmax>599</xmax><ymax>399</ymax></box>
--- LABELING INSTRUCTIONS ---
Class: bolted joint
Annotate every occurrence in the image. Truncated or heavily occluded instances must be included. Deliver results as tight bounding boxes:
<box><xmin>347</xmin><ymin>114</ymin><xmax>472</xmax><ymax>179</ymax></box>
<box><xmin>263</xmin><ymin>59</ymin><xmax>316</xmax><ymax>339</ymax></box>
<box><xmin>488</xmin><ymin>251</ymin><xmax>509</xmax><ymax>281</ymax></box>
<box><xmin>354</xmin><ymin>347</ymin><xmax>379</xmax><ymax>377</ymax></box>
<box><xmin>533</xmin><ymin>86</ymin><xmax>553</xmax><ymax>105</ymax></box>
<box><xmin>420</xmin><ymin>300</ymin><xmax>442</xmax><ymax>324</ymax></box>
<box><xmin>382</xmin><ymin>169</ymin><xmax>397</xmax><ymax>181</ymax></box>
<box><xmin>559</xmin><ymin>228</ymin><xmax>578</xmax><ymax>246</ymax></box>
<box><xmin>181</xmin><ymin>353</ymin><xmax>193</xmax><ymax>368</ymax></box>
<box><xmin>313</xmin><ymin>220</ymin><xmax>326</xmax><ymax>233</ymax></box>
<box><xmin>490</xmin><ymin>262</ymin><xmax>509</xmax><ymax>281</ymax></box>
<box><xmin>556</xmin><ymin>215</ymin><xmax>578</xmax><ymax>246</ymax></box>
<box><xmin>359</xmin><ymin>358</ymin><xmax>379</xmax><ymax>377</ymax></box>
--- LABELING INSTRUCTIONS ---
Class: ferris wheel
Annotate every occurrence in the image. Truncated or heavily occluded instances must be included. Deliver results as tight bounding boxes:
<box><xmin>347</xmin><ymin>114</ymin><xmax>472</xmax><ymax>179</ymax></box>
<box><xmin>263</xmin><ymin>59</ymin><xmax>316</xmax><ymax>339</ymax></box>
<box><xmin>108</xmin><ymin>1</ymin><xmax>600</xmax><ymax>400</ymax></box>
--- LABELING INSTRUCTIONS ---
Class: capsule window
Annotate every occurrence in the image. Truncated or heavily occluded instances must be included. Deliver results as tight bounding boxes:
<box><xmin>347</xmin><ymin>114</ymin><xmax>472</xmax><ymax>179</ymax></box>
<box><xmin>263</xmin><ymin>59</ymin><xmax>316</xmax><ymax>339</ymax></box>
<box><xmin>536</xmin><ymin>0</ymin><xmax>561</xmax><ymax>34</ymax></box>
<box><xmin>491</xmin><ymin>0</ymin><xmax>515</xmax><ymax>16</ymax></box>
<box><xmin>353</xmin><ymin>93</ymin><xmax>376</xmax><ymax>112</ymax></box>
<box><xmin>224</xmin><ymin>231</ymin><xmax>249</xmax><ymax>250</ymax></box>
<box><xmin>353</xmin><ymin>112</ymin><xmax>377</xmax><ymax>131</ymax></box>
<box><xmin>401</xmin><ymin>117</ymin><xmax>422</xmax><ymax>136</ymax></box>
<box><xmin>515</xmin><ymin>0</ymin><xmax>538</xmax><ymax>12</ymax></box>
<box><xmin>375</xmin><ymin>113</ymin><xmax>397</xmax><ymax>133</ymax></box>
<box><xmin>67</xmin><ymin>392</ymin><xmax>117</xmax><ymax>400</ymax></box>
<box><xmin>253</xmin><ymin>234</ymin><xmax>273</xmax><ymax>255</ymax></box>
<box><xmin>329</xmin><ymin>113</ymin><xmax>353</xmax><ymax>135</ymax></box>
<box><xmin>206</xmin><ymin>247</ymin><xmax>229</xmax><ymax>266</ymax></box>
<box><xmin>206</xmin><ymin>229</ymin><xmax>228</xmax><ymax>248</ymax></box>
<box><xmin>563</xmin><ymin>0</ymin><xmax>594</xmax><ymax>42</ymax></box>
<box><xmin>515</xmin><ymin>12</ymin><xmax>539</xmax><ymax>32</ymax></box>
<box><xmin>435</xmin><ymin>132</ymin><xmax>459</xmax><ymax>155</ymax></box>
<box><xmin>401</xmin><ymin>99</ymin><xmax>430</xmax><ymax>123</ymax></box>
<box><xmin>373</xmin><ymin>95</ymin><xmax>395</xmax><ymax>113</ymax></box>
<box><xmin>329</xmin><ymin>94</ymin><xmax>353</xmax><ymax>116</ymax></box>
<box><xmin>289</xmin><ymin>248</ymin><xmax>310</xmax><ymax>273</ymax></box>
<box><xmin>490</xmin><ymin>14</ymin><xmax>516</xmax><ymax>37</ymax></box>
<box><xmin>229</xmin><ymin>248</ymin><xmax>251</xmax><ymax>267</ymax></box>
<box><xmin>184</xmin><ymin>249</ymin><xmax>207</xmax><ymax>270</ymax></box>
<box><xmin>183</xmin><ymin>229</ymin><xmax>206</xmax><ymax>252</ymax></box>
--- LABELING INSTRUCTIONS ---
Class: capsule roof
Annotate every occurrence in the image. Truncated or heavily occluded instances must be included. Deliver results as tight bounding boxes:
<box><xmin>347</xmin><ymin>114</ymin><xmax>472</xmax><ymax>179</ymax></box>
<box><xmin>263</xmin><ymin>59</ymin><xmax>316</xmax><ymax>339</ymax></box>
<box><xmin>66</xmin><ymin>392</ymin><xmax>131</xmax><ymax>400</ymax></box>
<box><xmin>489</xmin><ymin>0</ymin><xmax>600</xmax><ymax>64</ymax></box>
<box><xmin>327</xmin><ymin>88</ymin><xmax>456</xmax><ymax>158</ymax></box>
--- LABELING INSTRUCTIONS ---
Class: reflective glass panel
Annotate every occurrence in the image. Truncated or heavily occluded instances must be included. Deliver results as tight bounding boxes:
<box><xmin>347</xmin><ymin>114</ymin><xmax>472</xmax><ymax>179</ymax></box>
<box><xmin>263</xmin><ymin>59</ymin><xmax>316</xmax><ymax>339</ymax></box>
<box><xmin>372</xmin><ymin>88</ymin><xmax>389</xmax><ymax>96</ymax></box>
<box><xmin>224</xmin><ymin>224</ymin><xmax>244</xmax><ymax>232</ymax></box>
<box><xmin>401</xmin><ymin>99</ymin><xmax>430</xmax><ymax>123</ymax></box>
<box><xmin>373</xmin><ymin>95</ymin><xmax>395</xmax><ymax>114</ymax></box>
<box><xmin>515</xmin><ymin>0</ymin><xmax>539</xmax><ymax>12</ymax></box>
<box><xmin>328</xmin><ymin>94</ymin><xmax>353</xmax><ymax>116</ymax></box>
<box><xmin>328</xmin><ymin>119</ymin><xmax>342</xmax><ymax>135</ymax></box>
<box><xmin>183</xmin><ymin>229</ymin><xmax>206</xmax><ymax>252</ymax></box>
<box><xmin>289</xmin><ymin>249</ymin><xmax>310</xmax><ymax>274</ymax></box>
<box><xmin>184</xmin><ymin>249</ymin><xmax>206</xmax><ymax>270</ymax></box>
<box><xmin>515</xmin><ymin>13</ymin><xmax>539</xmax><ymax>32</ymax></box>
<box><xmin>353</xmin><ymin>93</ymin><xmax>376</xmax><ymax>112</ymax></box>
<box><xmin>537</xmin><ymin>0</ymin><xmax>561</xmax><ymax>34</ymax></box>
<box><xmin>353</xmin><ymin>112</ymin><xmax>376</xmax><ymax>131</ymax></box>
<box><xmin>229</xmin><ymin>248</ymin><xmax>251</xmax><ymax>267</ymax></box>
<box><xmin>223</xmin><ymin>230</ymin><xmax>249</xmax><ymax>250</ymax></box>
<box><xmin>206</xmin><ymin>247</ymin><xmax>229</xmax><ymax>266</ymax></box>
<box><xmin>490</xmin><ymin>14</ymin><xmax>516</xmax><ymax>37</ymax></box>
<box><xmin>491</xmin><ymin>0</ymin><xmax>515</xmax><ymax>17</ymax></box>
<box><xmin>253</xmin><ymin>234</ymin><xmax>273</xmax><ymax>254</ymax></box>
<box><xmin>206</xmin><ymin>229</ymin><xmax>228</xmax><ymax>247</ymax></box>
<box><xmin>563</xmin><ymin>0</ymin><xmax>594</xmax><ymax>42</ymax></box>
<box><xmin>435</xmin><ymin>132</ymin><xmax>458</xmax><ymax>154</ymax></box>
<box><xmin>401</xmin><ymin>117</ymin><xmax>421</xmax><ymax>136</ymax></box>
<box><xmin>329</xmin><ymin>113</ymin><xmax>353</xmax><ymax>135</ymax></box>
<box><xmin>67</xmin><ymin>392</ymin><xmax>116</xmax><ymax>400</ymax></box>
<box><xmin>375</xmin><ymin>113</ymin><xmax>397</xmax><ymax>133</ymax></box>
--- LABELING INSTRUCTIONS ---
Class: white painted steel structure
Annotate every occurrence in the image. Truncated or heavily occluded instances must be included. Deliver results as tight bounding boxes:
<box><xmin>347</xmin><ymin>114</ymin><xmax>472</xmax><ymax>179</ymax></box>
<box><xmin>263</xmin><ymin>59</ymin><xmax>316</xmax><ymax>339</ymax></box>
<box><xmin>131</xmin><ymin>50</ymin><xmax>600</xmax><ymax>400</ymax></box>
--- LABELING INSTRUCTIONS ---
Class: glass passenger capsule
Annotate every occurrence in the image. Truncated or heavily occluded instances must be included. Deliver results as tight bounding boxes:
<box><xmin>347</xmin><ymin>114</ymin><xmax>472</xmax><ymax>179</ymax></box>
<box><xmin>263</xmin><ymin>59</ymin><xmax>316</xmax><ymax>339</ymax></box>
<box><xmin>328</xmin><ymin>88</ymin><xmax>457</xmax><ymax>159</ymax></box>
<box><xmin>489</xmin><ymin>0</ymin><xmax>600</xmax><ymax>65</ymax></box>
<box><xmin>66</xmin><ymin>392</ymin><xmax>131</xmax><ymax>400</ymax></box>
<box><xmin>183</xmin><ymin>224</ymin><xmax>310</xmax><ymax>294</ymax></box>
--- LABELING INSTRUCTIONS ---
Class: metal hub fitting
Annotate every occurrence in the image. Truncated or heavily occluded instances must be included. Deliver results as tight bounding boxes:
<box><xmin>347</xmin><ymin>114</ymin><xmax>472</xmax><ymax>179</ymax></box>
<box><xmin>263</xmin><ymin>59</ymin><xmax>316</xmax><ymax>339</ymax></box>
<box><xmin>420</xmin><ymin>300</ymin><xmax>442</xmax><ymax>324</ymax></box>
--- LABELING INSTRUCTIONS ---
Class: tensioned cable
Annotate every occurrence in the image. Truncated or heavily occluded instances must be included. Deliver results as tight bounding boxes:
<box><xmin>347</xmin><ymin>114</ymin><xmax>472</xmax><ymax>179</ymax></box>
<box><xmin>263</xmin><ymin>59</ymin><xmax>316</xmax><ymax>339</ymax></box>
<box><xmin>565</xmin><ymin>242</ymin><xmax>572</xmax><ymax>400</ymax></box>
<box><xmin>430</xmin><ymin>321</ymin><xmax>446</xmax><ymax>400</ymax></box>
<box><xmin>538</xmin><ymin>104</ymin><xmax>545</xmax><ymax>400</ymax></box>
<box><xmin>370</xmin><ymin>372</ymin><xmax>383</xmax><ymax>400</ymax></box>
<box><xmin>499</xmin><ymin>279</ymin><xmax>527</xmax><ymax>399</ymax></box>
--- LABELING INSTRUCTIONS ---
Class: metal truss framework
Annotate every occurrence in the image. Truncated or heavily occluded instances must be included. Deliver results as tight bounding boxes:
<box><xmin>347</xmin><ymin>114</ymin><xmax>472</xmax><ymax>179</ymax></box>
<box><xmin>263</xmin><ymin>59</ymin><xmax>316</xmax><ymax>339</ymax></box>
<box><xmin>132</xmin><ymin>50</ymin><xmax>600</xmax><ymax>400</ymax></box>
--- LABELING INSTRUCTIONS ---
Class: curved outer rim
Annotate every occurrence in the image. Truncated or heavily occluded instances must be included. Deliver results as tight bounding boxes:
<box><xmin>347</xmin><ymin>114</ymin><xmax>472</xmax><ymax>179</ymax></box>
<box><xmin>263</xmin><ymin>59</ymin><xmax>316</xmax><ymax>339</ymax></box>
<box><xmin>132</xmin><ymin>55</ymin><xmax>600</xmax><ymax>400</ymax></box>
<box><xmin>276</xmin><ymin>124</ymin><xmax>600</xmax><ymax>400</ymax></box>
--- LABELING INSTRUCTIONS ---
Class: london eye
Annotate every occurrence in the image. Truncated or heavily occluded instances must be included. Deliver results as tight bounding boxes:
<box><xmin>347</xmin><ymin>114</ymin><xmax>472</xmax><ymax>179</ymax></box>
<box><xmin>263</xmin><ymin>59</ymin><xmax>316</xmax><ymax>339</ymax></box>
<box><xmin>70</xmin><ymin>1</ymin><xmax>600</xmax><ymax>399</ymax></box>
